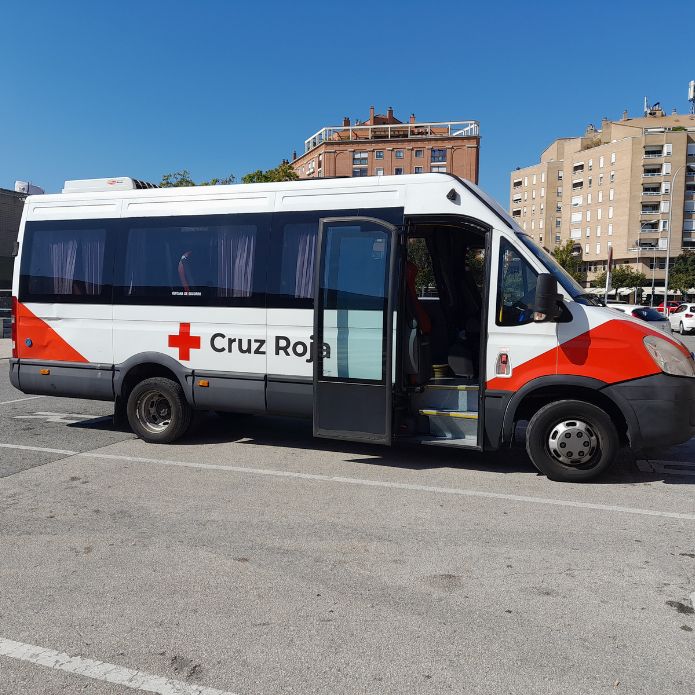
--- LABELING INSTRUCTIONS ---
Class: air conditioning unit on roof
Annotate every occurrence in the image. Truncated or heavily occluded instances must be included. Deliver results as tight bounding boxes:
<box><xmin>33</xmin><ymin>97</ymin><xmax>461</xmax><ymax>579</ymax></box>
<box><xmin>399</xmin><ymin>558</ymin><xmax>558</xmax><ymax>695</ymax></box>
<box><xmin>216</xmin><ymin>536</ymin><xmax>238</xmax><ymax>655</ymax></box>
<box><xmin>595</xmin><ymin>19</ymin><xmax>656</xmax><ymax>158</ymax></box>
<box><xmin>62</xmin><ymin>177</ymin><xmax>159</xmax><ymax>193</ymax></box>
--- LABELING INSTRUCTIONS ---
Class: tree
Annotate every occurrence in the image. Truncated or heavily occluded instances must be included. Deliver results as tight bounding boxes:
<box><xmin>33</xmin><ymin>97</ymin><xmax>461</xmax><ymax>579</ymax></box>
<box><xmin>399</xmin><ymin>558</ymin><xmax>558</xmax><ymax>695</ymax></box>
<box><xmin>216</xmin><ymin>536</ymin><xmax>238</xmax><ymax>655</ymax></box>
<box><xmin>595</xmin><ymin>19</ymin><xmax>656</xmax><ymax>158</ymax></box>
<box><xmin>160</xmin><ymin>170</ymin><xmax>235</xmax><ymax>187</ymax></box>
<box><xmin>670</xmin><ymin>250</ymin><xmax>695</xmax><ymax>295</ymax></box>
<box><xmin>241</xmin><ymin>161</ymin><xmax>299</xmax><ymax>184</ymax></box>
<box><xmin>551</xmin><ymin>240</ymin><xmax>586</xmax><ymax>284</ymax></box>
<box><xmin>592</xmin><ymin>265</ymin><xmax>647</xmax><ymax>293</ymax></box>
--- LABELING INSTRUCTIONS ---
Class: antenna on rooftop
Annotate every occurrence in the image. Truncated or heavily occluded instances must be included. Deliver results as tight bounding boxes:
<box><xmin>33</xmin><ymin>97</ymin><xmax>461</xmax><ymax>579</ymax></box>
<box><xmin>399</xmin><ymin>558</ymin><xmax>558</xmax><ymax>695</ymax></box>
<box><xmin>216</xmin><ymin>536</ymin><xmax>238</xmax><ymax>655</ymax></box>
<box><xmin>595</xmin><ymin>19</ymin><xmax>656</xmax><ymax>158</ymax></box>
<box><xmin>689</xmin><ymin>81</ymin><xmax>695</xmax><ymax>115</ymax></box>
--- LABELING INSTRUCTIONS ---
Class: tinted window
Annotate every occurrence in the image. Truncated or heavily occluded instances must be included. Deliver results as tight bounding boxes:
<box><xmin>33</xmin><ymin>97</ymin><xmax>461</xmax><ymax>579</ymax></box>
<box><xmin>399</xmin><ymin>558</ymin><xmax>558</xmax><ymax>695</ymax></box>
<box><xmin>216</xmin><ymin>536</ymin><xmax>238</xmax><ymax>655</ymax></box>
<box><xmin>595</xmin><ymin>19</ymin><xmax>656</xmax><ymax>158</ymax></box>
<box><xmin>20</xmin><ymin>222</ymin><xmax>111</xmax><ymax>302</ymax></box>
<box><xmin>268</xmin><ymin>209</ymin><xmax>403</xmax><ymax>309</ymax></box>
<box><xmin>632</xmin><ymin>308</ymin><xmax>667</xmax><ymax>321</ymax></box>
<box><xmin>496</xmin><ymin>238</ymin><xmax>539</xmax><ymax>326</ymax></box>
<box><xmin>115</xmin><ymin>214</ymin><xmax>268</xmax><ymax>306</ymax></box>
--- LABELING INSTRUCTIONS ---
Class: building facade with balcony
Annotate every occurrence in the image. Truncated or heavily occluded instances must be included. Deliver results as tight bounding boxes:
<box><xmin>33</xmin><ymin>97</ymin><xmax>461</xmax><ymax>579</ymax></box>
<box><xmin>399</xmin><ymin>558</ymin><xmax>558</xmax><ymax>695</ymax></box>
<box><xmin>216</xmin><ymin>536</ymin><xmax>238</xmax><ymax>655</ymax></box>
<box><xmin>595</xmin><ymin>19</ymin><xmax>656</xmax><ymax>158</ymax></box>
<box><xmin>291</xmin><ymin>106</ymin><xmax>480</xmax><ymax>183</ymax></box>
<box><xmin>509</xmin><ymin>109</ymin><xmax>695</xmax><ymax>285</ymax></box>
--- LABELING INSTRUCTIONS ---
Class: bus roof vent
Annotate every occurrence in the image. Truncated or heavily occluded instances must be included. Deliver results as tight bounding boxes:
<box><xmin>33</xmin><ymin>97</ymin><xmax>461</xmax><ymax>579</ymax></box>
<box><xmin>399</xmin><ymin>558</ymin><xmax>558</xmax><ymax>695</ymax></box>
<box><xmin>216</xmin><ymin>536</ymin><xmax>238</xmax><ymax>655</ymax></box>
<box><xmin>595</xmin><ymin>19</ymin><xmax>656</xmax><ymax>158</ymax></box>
<box><xmin>62</xmin><ymin>177</ymin><xmax>159</xmax><ymax>193</ymax></box>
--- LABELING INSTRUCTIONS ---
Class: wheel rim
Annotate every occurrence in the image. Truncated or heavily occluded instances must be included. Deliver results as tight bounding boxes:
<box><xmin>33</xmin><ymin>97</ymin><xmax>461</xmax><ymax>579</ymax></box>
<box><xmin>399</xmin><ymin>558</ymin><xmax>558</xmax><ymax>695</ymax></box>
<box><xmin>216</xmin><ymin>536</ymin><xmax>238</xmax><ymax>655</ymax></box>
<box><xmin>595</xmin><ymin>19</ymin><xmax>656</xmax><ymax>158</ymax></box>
<box><xmin>136</xmin><ymin>389</ymin><xmax>173</xmax><ymax>434</ymax></box>
<box><xmin>547</xmin><ymin>419</ymin><xmax>599</xmax><ymax>467</ymax></box>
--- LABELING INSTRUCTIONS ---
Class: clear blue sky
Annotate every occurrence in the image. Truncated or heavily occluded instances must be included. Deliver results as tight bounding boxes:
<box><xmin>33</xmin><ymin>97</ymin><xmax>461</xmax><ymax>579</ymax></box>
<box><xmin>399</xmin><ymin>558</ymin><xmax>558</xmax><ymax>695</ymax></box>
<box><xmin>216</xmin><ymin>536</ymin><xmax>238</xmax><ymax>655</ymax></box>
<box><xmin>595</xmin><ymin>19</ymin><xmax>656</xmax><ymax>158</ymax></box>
<box><xmin>1</xmin><ymin>0</ymin><xmax>694</xmax><ymax>204</ymax></box>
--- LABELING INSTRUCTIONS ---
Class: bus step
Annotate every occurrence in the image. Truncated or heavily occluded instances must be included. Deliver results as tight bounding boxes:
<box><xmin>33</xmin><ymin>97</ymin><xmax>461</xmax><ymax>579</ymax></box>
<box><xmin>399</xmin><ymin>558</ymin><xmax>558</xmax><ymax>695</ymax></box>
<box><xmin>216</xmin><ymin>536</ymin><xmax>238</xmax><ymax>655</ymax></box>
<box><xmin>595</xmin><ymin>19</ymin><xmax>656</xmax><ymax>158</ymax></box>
<box><xmin>420</xmin><ymin>435</ymin><xmax>478</xmax><ymax>448</ymax></box>
<box><xmin>419</xmin><ymin>409</ymin><xmax>478</xmax><ymax>439</ymax></box>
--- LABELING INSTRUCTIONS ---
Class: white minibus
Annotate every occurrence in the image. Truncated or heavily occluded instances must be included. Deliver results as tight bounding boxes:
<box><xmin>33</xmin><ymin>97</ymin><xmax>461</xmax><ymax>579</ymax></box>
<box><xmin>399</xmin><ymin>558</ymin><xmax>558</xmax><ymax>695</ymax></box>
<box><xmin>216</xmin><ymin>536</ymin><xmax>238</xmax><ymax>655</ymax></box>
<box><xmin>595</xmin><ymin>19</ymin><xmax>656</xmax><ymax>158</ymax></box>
<box><xmin>9</xmin><ymin>174</ymin><xmax>695</xmax><ymax>481</ymax></box>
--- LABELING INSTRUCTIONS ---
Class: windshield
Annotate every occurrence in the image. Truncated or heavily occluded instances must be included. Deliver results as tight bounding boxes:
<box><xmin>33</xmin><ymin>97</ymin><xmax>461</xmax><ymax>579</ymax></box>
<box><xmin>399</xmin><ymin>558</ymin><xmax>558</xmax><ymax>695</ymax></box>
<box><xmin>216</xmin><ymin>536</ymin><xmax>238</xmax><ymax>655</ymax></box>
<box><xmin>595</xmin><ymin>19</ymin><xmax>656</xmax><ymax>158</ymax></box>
<box><xmin>517</xmin><ymin>233</ymin><xmax>604</xmax><ymax>306</ymax></box>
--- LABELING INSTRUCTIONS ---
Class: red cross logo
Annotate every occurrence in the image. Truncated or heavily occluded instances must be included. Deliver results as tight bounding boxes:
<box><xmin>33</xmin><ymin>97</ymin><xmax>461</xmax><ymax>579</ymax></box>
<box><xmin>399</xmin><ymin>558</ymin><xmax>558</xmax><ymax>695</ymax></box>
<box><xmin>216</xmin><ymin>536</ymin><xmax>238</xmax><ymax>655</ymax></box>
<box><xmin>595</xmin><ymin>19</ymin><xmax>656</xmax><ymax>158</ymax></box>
<box><xmin>168</xmin><ymin>322</ymin><xmax>201</xmax><ymax>361</ymax></box>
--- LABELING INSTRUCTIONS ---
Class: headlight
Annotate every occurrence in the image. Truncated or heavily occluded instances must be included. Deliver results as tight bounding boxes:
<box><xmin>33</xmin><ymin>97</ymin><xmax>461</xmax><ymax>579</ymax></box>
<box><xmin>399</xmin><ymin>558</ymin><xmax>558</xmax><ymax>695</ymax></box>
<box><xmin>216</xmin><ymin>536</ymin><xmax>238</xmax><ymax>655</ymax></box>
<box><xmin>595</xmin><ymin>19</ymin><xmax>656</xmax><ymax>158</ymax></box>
<box><xmin>643</xmin><ymin>335</ymin><xmax>695</xmax><ymax>377</ymax></box>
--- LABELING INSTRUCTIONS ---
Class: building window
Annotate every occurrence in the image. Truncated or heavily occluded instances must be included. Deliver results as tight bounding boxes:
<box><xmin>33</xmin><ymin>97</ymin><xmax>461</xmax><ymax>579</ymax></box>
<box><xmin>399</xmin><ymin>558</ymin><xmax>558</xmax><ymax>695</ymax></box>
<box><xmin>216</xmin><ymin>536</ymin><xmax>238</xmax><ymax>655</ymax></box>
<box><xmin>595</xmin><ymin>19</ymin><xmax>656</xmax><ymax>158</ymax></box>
<box><xmin>557</xmin><ymin>171</ymin><xmax>563</xmax><ymax>180</ymax></box>
<box><xmin>375</xmin><ymin>150</ymin><xmax>384</xmax><ymax>160</ymax></box>
<box><xmin>596</xmin><ymin>243</ymin><xmax>601</xmax><ymax>254</ymax></box>
<box><xmin>556</xmin><ymin>218</ymin><xmax>562</xmax><ymax>228</ymax></box>
<box><xmin>431</xmin><ymin>165</ymin><xmax>447</xmax><ymax>173</ymax></box>
<box><xmin>395</xmin><ymin>150</ymin><xmax>404</xmax><ymax>159</ymax></box>
<box><xmin>571</xmin><ymin>228</ymin><xmax>581</xmax><ymax>239</ymax></box>
<box><xmin>588</xmin><ymin>159</ymin><xmax>593</xmax><ymax>171</ymax></box>
<box><xmin>585</xmin><ymin>244</ymin><xmax>590</xmax><ymax>255</ymax></box>
<box><xmin>586</xmin><ymin>210</ymin><xmax>591</xmax><ymax>222</ymax></box>
<box><xmin>599</xmin><ymin>156</ymin><xmax>605</xmax><ymax>168</ymax></box>
<box><xmin>414</xmin><ymin>166</ymin><xmax>423</xmax><ymax>174</ymax></box>
<box><xmin>352</xmin><ymin>167</ymin><xmax>368</xmax><ymax>177</ymax></box>
<box><xmin>596</xmin><ymin>225</ymin><xmax>601</xmax><ymax>237</ymax></box>
<box><xmin>541</xmin><ymin>187</ymin><xmax>545</xmax><ymax>197</ymax></box>
<box><xmin>532</xmin><ymin>190</ymin><xmax>536</xmax><ymax>199</ymax></box>
<box><xmin>608</xmin><ymin>206</ymin><xmax>614</xmax><ymax>219</ymax></box>
<box><xmin>608</xmin><ymin>224</ymin><xmax>613</xmax><ymax>235</ymax></box>
<box><xmin>571</xmin><ymin>195</ymin><xmax>583</xmax><ymax>207</ymax></box>
<box><xmin>375</xmin><ymin>167</ymin><xmax>384</xmax><ymax>176</ymax></box>
<box><xmin>598</xmin><ymin>191</ymin><xmax>603</xmax><ymax>203</ymax></box>
<box><xmin>598</xmin><ymin>174</ymin><xmax>604</xmax><ymax>186</ymax></box>
<box><xmin>597</xmin><ymin>208</ymin><xmax>602</xmax><ymax>220</ymax></box>
<box><xmin>586</xmin><ymin>227</ymin><xmax>591</xmax><ymax>238</ymax></box>
<box><xmin>556</xmin><ymin>203</ymin><xmax>562</xmax><ymax>212</ymax></box>
<box><xmin>532</xmin><ymin>174</ymin><xmax>537</xmax><ymax>185</ymax></box>
<box><xmin>611</xmin><ymin>152</ymin><xmax>616</xmax><ymax>164</ymax></box>
<box><xmin>609</xmin><ymin>188</ymin><xmax>614</xmax><ymax>201</ymax></box>
<box><xmin>394</xmin><ymin>167</ymin><xmax>403</xmax><ymax>175</ymax></box>
<box><xmin>414</xmin><ymin>149</ymin><xmax>424</xmax><ymax>158</ymax></box>
<box><xmin>524</xmin><ymin>176</ymin><xmax>528</xmax><ymax>186</ymax></box>
<box><xmin>431</xmin><ymin>148</ymin><xmax>447</xmax><ymax>163</ymax></box>
<box><xmin>557</xmin><ymin>187</ymin><xmax>563</xmax><ymax>197</ymax></box>
<box><xmin>353</xmin><ymin>151</ymin><xmax>368</xmax><ymax>165</ymax></box>
<box><xmin>587</xmin><ymin>193</ymin><xmax>592</xmax><ymax>204</ymax></box>
<box><xmin>610</xmin><ymin>171</ymin><xmax>615</xmax><ymax>183</ymax></box>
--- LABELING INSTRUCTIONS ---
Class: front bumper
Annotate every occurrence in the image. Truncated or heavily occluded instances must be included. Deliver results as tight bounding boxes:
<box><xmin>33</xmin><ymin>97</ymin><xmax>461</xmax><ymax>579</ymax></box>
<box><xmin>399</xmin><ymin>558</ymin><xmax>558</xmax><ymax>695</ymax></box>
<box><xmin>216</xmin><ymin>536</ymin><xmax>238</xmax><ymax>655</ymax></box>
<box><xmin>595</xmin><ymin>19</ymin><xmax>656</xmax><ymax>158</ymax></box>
<box><xmin>602</xmin><ymin>372</ymin><xmax>695</xmax><ymax>451</ymax></box>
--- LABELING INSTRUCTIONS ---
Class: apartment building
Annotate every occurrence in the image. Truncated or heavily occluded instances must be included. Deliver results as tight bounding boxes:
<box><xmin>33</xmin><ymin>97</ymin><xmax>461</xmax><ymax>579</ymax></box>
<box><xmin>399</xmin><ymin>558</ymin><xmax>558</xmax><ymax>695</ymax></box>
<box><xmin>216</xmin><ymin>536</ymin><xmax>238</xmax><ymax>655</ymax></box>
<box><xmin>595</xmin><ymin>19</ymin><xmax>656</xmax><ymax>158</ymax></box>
<box><xmin>510</xmin><ymin>108</ymin><xmax>695</xmax><ymax>283</ymax></box>
<box><xmin>292</xmin><ymin>106</ymin><xmax>480</xmax><ymax>183</ymax></box>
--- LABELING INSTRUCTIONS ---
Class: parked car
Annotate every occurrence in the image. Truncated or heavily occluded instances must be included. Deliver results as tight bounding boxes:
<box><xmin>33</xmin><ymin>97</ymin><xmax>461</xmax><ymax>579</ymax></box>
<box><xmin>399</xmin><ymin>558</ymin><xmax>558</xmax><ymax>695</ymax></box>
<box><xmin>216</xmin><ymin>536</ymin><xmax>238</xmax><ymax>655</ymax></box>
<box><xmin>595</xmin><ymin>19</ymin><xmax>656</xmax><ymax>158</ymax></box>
<box><xmin>608</xmin><ymin>303</ymin><xmax>672</xmax><ymax>334</ymax></box>
<box><xmin>656</xmin><ymin>301</ymin><xmax>680</xmax><ymax>315</ymax></box>
<box><xmin>668</xmin><ymin>304</ymin><xmax>695</xmax><ymax>334</ymax></box>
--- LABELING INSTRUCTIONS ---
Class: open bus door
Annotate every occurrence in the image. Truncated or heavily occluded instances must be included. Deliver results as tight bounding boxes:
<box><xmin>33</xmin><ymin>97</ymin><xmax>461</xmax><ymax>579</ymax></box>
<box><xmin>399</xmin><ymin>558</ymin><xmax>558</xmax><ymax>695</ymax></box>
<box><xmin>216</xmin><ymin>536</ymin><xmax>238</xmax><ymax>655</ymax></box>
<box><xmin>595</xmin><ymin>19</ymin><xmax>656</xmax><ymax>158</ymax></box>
<box><xmin>313</xmin><ymin>217</ymin><xmax>400</xmax><ymax>444</ymax></box>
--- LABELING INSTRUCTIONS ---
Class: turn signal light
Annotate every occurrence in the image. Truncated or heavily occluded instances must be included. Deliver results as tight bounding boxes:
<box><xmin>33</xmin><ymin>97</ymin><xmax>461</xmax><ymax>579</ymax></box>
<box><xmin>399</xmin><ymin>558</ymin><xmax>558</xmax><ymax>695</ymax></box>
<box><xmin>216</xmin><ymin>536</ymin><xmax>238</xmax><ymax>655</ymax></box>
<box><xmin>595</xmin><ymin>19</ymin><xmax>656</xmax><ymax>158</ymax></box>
<box><xmin>39</xmin><ymin>369</ymin><xmax>50</xmax><ymax>376</ymax></box>
<box><xmin>198</xmin><ymin>379</ymin><xmax>209</xmax><ymax>388</ymax></box>
<box><xmin>11</xmin><ymin>296</ymin><xmax>17</xmax><ymax>358</ymax></box>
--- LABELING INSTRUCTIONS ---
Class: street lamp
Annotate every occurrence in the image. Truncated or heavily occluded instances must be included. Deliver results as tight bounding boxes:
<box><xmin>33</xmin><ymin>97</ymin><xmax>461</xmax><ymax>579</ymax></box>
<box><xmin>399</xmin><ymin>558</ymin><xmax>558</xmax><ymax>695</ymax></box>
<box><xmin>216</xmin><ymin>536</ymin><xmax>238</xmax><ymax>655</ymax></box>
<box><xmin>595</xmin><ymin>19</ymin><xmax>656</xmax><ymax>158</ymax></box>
<box><xmin>663</xmin><ymin>164</ymin><xmax>686</xmax><ymax>314</ymax></box>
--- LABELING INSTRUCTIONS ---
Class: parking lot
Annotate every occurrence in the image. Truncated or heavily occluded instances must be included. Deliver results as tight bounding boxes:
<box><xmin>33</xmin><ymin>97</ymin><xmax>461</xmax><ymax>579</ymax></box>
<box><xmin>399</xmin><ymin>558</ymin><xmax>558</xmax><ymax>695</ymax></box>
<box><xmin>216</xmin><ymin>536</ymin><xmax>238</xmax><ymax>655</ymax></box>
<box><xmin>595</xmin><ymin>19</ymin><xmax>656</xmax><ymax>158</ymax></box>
<box><xmin>0</xmin><ymin>339</ymin><xmax>694</xmax><ymax>694</ymax></box>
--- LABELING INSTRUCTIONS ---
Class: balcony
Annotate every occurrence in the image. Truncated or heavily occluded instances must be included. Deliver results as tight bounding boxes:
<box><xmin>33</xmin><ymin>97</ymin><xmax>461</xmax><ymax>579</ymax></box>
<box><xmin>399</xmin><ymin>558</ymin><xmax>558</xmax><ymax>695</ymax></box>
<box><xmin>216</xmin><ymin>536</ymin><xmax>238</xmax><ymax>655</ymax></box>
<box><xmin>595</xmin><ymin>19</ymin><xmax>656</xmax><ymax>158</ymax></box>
<box><xmin>512</xmin><ymin>195</ymin><xmax>522</xmax><ymax>203</ymax></box>
<box><xmin>512</xmin><ymin>209</ymin><xmax>521</xmax><ymax>218</ymax></box>
<box><xmin>643</xmin><ymin>169</ymin><xmax>663</xmax><ymax>178</ymax></box>
<box><xmin>641</xmin><ymin>206</ymin><xmax>660</xmax><ymax>215</ymax></box>
<box><xmin>642</xmin><ymin>189</ymin><xmax>662</xmax><ymax>196</ymax></box>
<box><xmin>513</xmin><ymin>179</ymin><xmax>522</xmax><ymax>189</ymax></box>
<box><xmin>643</xmin><ymin>150</ymin><xmax>664</xmax><ymax>159</ymax></box>
<box><xmin>303</xmin><ymin>120</ymin><xmax>480</xmax><ymax>154</ymax></box>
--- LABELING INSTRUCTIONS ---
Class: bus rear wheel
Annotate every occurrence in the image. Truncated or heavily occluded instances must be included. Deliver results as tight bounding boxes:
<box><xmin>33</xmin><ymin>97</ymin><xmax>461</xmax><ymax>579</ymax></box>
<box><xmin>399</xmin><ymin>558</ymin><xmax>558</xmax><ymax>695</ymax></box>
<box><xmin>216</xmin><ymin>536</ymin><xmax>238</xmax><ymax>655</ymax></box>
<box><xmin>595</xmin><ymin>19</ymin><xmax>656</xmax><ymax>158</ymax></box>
<box><xmin>525</xmin><ymin>400</ymin><xmax>619</xmax><ymax>482</ymax></box>
<box><xmin>127</xmin><ymin>377</ymin><xmax>192</xmax><ymax>444</ymax></box>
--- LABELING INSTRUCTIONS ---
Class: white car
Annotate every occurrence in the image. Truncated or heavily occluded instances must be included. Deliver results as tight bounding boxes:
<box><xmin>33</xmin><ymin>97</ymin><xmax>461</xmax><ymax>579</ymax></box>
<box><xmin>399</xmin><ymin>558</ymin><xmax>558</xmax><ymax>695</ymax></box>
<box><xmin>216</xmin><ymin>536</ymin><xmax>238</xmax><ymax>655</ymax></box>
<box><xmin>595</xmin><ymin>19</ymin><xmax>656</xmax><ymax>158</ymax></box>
<box><xmin>608</xmin><ymin>303</ymin><xmax>672</xmax><ymax>335</ymax></box>
<box><xmin>668</xmin><ymin>303</ymin><xmax>695</xmax><ymax>335</ymax></box>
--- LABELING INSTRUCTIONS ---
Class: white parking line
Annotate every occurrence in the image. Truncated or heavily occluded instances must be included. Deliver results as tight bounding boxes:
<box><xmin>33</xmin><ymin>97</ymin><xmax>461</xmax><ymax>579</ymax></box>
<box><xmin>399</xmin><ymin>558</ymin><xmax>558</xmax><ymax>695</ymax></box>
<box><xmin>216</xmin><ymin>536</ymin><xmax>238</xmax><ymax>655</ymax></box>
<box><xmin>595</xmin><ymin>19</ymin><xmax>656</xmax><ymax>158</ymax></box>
<box><xmin>0</xmin><ymin>442</ymin><xmax>77</xmax><ymax>455</ymax></box>
<box><xmin>0</xmin><ymin>395</ymin><xmax>44</xmax><ymax>406</ymax></box>
<box><xmin>0</xmin><ymin>637</ymin><xmax>239</xmax><ymax>695</ymax></box>
<box><xmin>1</xmin><ymin>441</ymin><xmax>695</xmax><ymax>521</ymax></box>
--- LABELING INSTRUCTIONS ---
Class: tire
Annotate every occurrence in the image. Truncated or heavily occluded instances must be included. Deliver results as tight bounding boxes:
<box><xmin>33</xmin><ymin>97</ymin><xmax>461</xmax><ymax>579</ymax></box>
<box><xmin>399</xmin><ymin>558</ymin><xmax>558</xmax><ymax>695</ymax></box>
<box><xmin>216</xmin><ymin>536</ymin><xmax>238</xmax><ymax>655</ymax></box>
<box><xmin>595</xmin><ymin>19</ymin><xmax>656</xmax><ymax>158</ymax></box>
<box><xmin>525</xmin><ymin>400</ymin><xmax>619</xmax><ymax>482</ymax></box>
<box><xmin>680</xmin><ymin>322</ymin><xmax>686</xmax><ymax>335</ymax></box>
<box><xmin>126</xmin><ymin>376</ymin><xmax>192</xmax><ymax>444</ymax></box>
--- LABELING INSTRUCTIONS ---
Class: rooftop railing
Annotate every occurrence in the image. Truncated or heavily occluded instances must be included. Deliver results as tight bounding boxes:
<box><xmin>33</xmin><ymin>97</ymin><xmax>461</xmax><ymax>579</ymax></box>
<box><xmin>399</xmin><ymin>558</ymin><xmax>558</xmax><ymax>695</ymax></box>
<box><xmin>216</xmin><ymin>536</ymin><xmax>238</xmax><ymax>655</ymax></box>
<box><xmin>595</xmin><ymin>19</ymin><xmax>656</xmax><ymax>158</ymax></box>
<box><xmin>302</xmin><ymin>120</ymin><xmax>480</xmax><ymax>154</ymax></box>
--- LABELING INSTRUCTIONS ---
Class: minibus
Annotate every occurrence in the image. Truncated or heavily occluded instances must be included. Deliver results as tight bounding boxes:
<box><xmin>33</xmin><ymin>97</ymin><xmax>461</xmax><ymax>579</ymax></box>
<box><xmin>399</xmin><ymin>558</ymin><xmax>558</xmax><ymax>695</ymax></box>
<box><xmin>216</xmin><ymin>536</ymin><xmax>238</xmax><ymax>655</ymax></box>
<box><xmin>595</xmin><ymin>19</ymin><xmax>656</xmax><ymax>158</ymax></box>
<box><xmin>9</xmin><ymin>174</ymin><xmax>695</xmax><ymax>481</ymax></box>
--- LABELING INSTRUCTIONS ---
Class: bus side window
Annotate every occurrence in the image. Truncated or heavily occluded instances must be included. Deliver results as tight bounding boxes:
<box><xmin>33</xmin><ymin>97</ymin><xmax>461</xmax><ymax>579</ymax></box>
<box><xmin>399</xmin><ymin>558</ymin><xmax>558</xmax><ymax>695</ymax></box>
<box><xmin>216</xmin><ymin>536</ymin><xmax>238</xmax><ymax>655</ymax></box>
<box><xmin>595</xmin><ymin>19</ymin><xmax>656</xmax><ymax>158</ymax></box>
<box><xmin>496</xmin><ymin>238</ymin><xmax>539</xmax><ymax>326</ymax></box>
<box><xmin>20</xmin><ymin>223</ymin><xmax>110</xmax><ymax>302</ymax></box>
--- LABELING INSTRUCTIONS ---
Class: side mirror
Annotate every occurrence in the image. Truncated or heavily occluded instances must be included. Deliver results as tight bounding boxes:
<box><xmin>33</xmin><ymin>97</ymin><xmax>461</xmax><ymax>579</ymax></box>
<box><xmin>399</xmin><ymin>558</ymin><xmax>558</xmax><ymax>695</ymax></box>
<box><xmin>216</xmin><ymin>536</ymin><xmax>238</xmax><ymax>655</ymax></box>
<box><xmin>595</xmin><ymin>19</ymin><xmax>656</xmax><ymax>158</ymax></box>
<box><xmin>533</xmin><ymin>273</ymin><xmax>563</xmax><ymax>322</ymax></box>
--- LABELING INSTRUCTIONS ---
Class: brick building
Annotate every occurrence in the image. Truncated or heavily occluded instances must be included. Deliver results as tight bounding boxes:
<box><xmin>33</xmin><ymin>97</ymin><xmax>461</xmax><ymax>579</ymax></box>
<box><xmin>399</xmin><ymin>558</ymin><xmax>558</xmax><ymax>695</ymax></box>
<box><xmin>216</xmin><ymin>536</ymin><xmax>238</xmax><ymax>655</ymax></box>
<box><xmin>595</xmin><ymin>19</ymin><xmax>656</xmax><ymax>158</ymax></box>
<box><xmin>292</xmin><ymin>106</ymin><xmax>480</xmax><ymax>183</ymax></box>
<box><xmin>0</xmin><ymin>188</ymin><xmax>27</xmax><ymax>288</ymax></box>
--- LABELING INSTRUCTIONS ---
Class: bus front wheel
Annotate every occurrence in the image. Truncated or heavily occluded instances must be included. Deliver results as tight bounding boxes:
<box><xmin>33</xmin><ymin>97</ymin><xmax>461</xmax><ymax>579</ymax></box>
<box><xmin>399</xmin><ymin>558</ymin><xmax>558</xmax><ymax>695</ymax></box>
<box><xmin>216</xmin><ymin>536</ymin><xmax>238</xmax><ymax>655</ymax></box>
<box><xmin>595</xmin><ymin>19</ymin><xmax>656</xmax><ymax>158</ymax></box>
<box><xmin>525</xmin><ymin>400</ymin><xmax>619</xmax><ymax>482</ymax></box>
<box><xmin>127</xmin><ymin>376</ymin><xmax>192</xmax><ymax>444</ymax></box>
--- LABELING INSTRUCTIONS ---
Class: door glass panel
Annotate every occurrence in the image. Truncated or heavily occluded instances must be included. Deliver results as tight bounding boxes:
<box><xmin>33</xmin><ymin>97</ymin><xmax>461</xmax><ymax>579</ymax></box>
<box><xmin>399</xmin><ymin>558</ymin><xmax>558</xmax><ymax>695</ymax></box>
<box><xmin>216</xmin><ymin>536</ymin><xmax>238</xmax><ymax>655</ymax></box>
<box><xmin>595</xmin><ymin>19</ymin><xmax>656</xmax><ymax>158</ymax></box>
<box><xmin>319</xmin><ymin>222</ymin><xmax>391</xmax><ymax>382</ymax></box>
<box><xmin>496</xmin><ymin>238</ymin><xmax>539</xmax><ymax>326</ymax></box>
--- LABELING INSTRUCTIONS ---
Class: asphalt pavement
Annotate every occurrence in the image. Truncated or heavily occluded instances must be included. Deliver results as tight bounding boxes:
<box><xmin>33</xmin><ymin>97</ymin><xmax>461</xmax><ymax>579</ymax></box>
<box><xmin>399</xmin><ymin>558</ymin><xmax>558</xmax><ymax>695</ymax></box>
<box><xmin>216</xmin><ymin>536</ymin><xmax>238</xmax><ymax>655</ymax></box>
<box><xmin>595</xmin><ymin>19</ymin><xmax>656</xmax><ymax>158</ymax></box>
<box><xmin>0</xmin><ymin>339</ymin><xmax>694</xmax><ymax>695</ymax></box>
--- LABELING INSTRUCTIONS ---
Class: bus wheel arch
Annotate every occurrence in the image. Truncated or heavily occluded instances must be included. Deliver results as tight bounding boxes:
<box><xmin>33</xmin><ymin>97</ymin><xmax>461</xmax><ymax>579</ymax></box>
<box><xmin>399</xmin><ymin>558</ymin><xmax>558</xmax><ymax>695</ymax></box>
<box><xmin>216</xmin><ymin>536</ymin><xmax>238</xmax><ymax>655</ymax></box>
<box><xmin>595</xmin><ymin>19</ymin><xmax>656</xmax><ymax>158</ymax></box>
<box><xmin>503</xmin><ymin>379</ymin><xmax>631</xmax><ymax>449</ymax></box>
